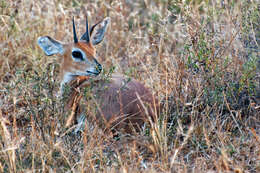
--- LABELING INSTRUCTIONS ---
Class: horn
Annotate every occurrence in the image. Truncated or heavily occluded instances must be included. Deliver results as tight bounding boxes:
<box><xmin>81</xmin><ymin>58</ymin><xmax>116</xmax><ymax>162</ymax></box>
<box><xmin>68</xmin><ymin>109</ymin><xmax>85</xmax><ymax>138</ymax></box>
<box><xmin>73</xmin><ymin>17</ymin><xmax>78</xmax><ymax>43</ymax></box>
<box><xmin>80</xmin><ymin>15</ymin><xmax>90</xmax><ymax>42</ymax></box>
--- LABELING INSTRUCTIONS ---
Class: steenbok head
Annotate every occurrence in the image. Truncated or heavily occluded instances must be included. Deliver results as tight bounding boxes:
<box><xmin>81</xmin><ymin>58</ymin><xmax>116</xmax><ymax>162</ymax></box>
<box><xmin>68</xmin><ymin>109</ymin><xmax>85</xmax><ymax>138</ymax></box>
<box><xmin>37</xmin><ymin>17</ymin><xmax>110</xmax><ymax>91</ymax></box>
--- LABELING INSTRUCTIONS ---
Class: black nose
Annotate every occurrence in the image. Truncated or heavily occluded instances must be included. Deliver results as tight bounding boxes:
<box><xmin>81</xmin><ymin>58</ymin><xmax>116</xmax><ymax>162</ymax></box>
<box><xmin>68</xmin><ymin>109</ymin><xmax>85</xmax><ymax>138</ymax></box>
<box><xmin>97</xmin><ymin>63</ymin><xmax>102</xmax><ymax>73</ymax></box>
<box><xmin>95</xmin><ymin>59</ymin><xmax>102</xmax><ymax>73</ymax></box>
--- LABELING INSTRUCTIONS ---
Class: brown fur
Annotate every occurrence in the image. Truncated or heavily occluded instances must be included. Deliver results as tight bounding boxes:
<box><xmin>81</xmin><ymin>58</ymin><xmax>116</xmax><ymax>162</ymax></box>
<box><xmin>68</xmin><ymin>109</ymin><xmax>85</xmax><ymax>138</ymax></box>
<box><xmin>66</xmin><ymin>74</ymin><xmax>160</xmax><ymax>133</ymax></box>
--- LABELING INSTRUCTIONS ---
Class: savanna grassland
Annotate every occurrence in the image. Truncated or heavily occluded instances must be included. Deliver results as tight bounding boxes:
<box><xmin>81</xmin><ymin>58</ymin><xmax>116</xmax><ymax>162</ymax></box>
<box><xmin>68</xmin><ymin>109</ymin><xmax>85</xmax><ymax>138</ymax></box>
<box><xmin>0</xmin><ymin>0</ymin><xmax>259</xmax><ymax>172</ymax></box>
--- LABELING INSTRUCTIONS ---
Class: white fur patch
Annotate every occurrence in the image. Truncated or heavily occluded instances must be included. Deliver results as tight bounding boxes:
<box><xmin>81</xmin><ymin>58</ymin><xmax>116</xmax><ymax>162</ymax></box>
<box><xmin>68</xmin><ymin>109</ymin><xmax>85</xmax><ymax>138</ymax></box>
<box><xmin>62</xmin><ymin>72</ymin><xmax>74</xmax><ymax>84</ymax></box>
<box><xmin>59</xmin><ymin>72</ymin><xmax>75</xmax><ymax>94</ymax></box>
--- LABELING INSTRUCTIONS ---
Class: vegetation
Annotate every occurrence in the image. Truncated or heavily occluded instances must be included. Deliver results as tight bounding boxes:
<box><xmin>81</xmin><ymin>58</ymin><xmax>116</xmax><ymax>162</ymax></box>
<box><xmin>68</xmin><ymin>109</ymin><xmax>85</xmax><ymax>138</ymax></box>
<box><xmin>0</xmin><ymin>0</ymin><xmax>259</xmax><ymax>172</ymax></box>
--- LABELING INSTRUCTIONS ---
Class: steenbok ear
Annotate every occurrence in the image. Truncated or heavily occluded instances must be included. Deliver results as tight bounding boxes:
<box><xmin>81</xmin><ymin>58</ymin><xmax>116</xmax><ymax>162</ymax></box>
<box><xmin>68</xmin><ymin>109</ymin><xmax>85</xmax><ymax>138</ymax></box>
<box><xmin>37</xmin><ymin>36</ymin><xmax>64</xmax><ymax>56</ymax></box>
<box><xmin>90</xmin><ymin>17</ymin><xmax>110</xmax><ymax>45</ymax></box>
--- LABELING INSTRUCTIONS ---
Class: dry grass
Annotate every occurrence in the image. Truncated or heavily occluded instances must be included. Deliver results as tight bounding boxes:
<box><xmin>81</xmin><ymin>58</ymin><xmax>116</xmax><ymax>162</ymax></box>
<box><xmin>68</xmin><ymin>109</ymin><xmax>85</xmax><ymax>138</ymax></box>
<box><xmin>0</xmin><ymin>0</ymin><xmax>259</xmax><ymax>172</ymax></box>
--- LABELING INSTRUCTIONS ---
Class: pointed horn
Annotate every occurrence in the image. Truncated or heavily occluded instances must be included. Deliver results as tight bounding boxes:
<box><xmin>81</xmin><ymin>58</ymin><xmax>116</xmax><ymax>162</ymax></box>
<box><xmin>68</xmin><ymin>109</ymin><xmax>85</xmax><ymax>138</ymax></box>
<box><xmin>72</xmin><ymin>17</ymin><xmax>78</xmax><ymax>43</ymax></box>
<box><xmin>85</xmin><ymin>15</ymin><xmax>90</xmax><ymax>42</ymax></box>
<box><xmin>80</xmin><ymin>15</ymin><xmax>90</xmax><ymax>42</ymax></box>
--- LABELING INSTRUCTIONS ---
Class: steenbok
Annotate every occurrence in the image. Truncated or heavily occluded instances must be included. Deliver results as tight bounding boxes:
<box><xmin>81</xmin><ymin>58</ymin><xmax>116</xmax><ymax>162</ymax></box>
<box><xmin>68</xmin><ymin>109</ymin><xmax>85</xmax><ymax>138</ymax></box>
<box><xmin>37</xmin><ymin>17</ymin><xmax>160</xmax><ymax>133</ymax></box>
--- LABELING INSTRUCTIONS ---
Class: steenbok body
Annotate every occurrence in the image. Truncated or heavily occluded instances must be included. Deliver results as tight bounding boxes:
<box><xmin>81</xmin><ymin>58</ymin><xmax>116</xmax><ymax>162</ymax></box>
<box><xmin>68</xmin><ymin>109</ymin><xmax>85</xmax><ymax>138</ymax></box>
<box><xmin>37</xmin><ymin>17</ymin><xmax>159</xmax><ymax>133</ymax></box>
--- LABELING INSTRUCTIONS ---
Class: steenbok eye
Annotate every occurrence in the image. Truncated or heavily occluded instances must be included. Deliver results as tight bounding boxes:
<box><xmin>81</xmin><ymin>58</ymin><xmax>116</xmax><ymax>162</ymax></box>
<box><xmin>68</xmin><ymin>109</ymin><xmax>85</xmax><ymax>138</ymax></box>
<box><xmin>72</xmin><ymin>51</ymin><xmax>84</xmax><ymax>61</ymax></box>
